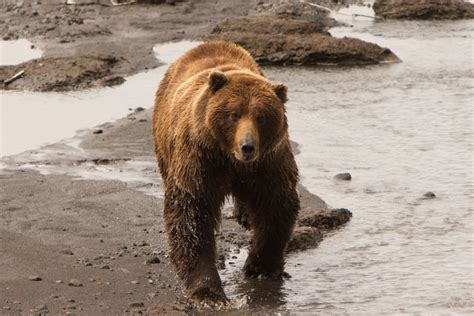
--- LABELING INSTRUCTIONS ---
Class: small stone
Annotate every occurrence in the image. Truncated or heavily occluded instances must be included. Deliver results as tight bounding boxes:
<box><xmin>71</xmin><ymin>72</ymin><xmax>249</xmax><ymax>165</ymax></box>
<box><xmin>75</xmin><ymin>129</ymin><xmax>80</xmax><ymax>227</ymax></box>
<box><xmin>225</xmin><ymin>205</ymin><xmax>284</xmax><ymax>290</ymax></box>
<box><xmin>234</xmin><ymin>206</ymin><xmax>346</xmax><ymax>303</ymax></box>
<box><xmin>35</xmin><ymin>304</ymin><xmax>48</xmax><ymax>311</ymax></box>
<box><xmin>129</xmin><ymin>302</ymin><xmax>145</xmax><ymax>308</ymax></box>
<box><xmin>134</xmin><ymin>107</ymin><xmax>145</xmax><ymax>113</ymax></box>
<box><xmin>60</xmin><ymin>249</ymin><xmax>74</xmax><ymax>255</ymax></box>
<box><xmin>67</xmin><ymin>299</ymin><xmax>75</xmax><ymax>303</ymax></box>
<box><xmin>55</xmin><ymin>280</ymin><xmax>63</xmax><ymax>284</ymax></box>
<box><xmin>131</xmin><ymin>280</ymin><xmax>140</xmax><ymax>285</ymax></box>
<box><xmin>93</xmin><ymin>129</ymin><xmax>103</xmax><ymax>134</ymax></box>
<box><xmin>3</xmin><ymin>306</ymin><xmax>10</xmax><ymax>310</ymax></box>
<box><xmin>138</xmin><ymin>119</ymin><xmax>147</xmax><ymax>122</ymax></box>
<box><xmin>335</xmin><ymin>172</ymin><xmax>352</xmax><ymax>181</ymax></box>
<box><xmin>29</xmin><ymin>275</ymin><xmax>42</xmax><ymax>281</ymax></box>
<box><xmin>423</xmin><ymin>192</ymin><xmax>436</xmax><ymax>199</ymax></box>
<box><xmin>68</xmin><ymin>279</ymin><xmax>83</xmax><ymax>287</ymax></box>
<box><xmin>145</xmin><ymin>255</ymin><xmax>160</xmax><ymax>265</ymax></box>
<box><xmin>101</xmin><ymin>265</ymin><xmax>110</xmax><ymax>270</ymax></box>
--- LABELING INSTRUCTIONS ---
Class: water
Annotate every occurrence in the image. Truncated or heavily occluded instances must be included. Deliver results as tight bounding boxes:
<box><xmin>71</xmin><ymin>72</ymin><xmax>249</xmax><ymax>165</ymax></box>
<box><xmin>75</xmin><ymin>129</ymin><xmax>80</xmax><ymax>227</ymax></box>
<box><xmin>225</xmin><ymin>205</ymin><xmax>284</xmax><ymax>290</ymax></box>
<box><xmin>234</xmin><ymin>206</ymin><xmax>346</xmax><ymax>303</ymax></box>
<box><xmin>244</xmin><ymin>19</ymin><xmax>472</xmax><ymax>314</ymax></box>
<box><xmin>1</xmin><ymin>15</ymin><xmax>473</xmax><ymax>315</ymax></box>
<box><xmin>0</xmin><ymin>41</ymin><xmax>201</xmax><ymax>158</ymax></box>
<box><xmin>0</xmin><ymin>39</ymin><xmax>42</xmax><ymax>66</ymax></box>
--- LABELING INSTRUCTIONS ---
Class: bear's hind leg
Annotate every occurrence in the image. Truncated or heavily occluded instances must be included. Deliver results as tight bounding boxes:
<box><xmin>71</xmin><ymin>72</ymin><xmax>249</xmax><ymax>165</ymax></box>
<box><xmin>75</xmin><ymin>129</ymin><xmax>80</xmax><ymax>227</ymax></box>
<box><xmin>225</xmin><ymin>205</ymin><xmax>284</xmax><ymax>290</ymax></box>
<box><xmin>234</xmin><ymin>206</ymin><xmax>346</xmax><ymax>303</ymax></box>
<box><xmin>233</xmin><ymin>198</ymin><xmax>251</xmax><ymax>230</ymax></box>
<box><xmin>243</xmin><ymin>188</ymin><xmax>299</xmax><ymax>279</ymax></box>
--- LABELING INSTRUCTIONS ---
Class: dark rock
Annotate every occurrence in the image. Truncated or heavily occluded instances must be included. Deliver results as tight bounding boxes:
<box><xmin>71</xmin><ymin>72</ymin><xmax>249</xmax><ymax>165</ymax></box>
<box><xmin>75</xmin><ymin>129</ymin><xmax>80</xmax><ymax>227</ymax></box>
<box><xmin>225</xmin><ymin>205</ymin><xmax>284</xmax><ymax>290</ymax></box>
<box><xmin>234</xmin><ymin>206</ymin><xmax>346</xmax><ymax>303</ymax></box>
<box><xmin>92</xmin><ymin>129</ymin><xmax>103</xmax><ymax>134</ymax></box>
<box><xmin>298</xmin><ymin>208</ymin><xmax>352</xmax><ymax>229</ymax></box>
<box><xmin>134</xmin><ymin>107</ymin><xmax>145</xmax><ymax>113</ymax></box>
<box><xmin>209</xmin><ymin>16</ymin><xmax>400</xmax><ymax>66</ymax></box>
<box><xmin>373</xmin><ymin>0</ymin><xmax>474</xmax><ymax>20</ymax></box>
<box><xmin>335</xmin><ymin>172</ymin><xmax>352</xmax><ymax>181</ymax></box>
<box><xmin>129</xmin><ymin>301</ymin><xmax>145</xmax><ymax>308</ymax></box>
<box><xmin>423</xmin><ymin>192</ymin><xmax>436</xmax><ymax>199</ymax></box>
<box><xmin>145</xmin><ymin>255</ymin><xmax>161</xmax><ymax>264</ymax></box>
<box><xmin>287</xmin><ymin>227</ymin><xmax>323</xmax><ymax>252</ymax></box>
<box><xmin>60</xmin><ymin>249</ymin><xmax>74</xmax><ymax>255</ymax></box>
<box><xmin>99</xmin><ymin>75</ymin><xmax>125</xmax><ymax>87</ymax></box>
<box><xmin>28</xmin><ymin>275</ymin><xmax>42</xmax><ymax>281</ymax></box>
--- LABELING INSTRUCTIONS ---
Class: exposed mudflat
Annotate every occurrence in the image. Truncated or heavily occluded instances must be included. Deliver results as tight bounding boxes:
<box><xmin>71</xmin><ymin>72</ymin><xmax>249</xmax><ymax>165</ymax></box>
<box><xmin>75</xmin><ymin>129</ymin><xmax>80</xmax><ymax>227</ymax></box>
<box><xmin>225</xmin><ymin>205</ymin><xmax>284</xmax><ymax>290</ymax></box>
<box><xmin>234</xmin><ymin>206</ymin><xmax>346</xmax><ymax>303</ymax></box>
<box><xmin>0</xmin><ymin>0</ymin><xmax>389</xmax><ymax>91</ymax></box>
<box><xmin>0</xmin><ymin>106</ymin><xmax>351</xmax><ymax>314</ymax></box>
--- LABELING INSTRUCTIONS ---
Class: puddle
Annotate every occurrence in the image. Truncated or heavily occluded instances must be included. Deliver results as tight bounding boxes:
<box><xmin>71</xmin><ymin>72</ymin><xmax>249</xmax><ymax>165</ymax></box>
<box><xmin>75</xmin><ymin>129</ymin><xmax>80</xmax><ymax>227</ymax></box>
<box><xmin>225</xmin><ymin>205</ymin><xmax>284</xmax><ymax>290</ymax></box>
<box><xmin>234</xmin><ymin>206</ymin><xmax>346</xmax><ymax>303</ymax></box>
<box><xmin>329</xmin><ymin>0</ymin><xmax>376</xmax><ymax>26</ymax></box>
<box><xmin>0</xmin><ymin>39</ymin><xmax>43</xmax><ymax>66</ymax></box>
<box><xmin>0</xmin><ymin>41</ymin><xmax>201</xmax><ymax>158</ymax></box>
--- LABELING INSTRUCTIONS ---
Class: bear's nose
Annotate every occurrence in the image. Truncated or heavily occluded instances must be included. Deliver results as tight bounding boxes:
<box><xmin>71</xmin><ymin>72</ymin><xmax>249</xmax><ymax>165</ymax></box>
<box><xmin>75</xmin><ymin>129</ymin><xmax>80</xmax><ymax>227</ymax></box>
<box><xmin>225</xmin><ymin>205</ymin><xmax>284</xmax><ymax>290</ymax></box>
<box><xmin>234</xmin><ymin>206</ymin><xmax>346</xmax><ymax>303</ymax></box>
<box><xmin>241</xmin><ymin>143</ymin><xmax>255</xmax><ymax>156</ymax></box>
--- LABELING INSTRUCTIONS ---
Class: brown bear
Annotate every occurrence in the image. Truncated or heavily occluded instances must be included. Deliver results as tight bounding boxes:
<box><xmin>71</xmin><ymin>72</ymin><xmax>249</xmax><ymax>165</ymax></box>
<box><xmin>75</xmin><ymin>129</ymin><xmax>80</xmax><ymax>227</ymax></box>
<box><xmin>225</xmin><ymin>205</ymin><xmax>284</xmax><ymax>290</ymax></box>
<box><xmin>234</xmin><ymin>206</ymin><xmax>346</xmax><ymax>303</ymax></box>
<box><xmin>152</xmin><ymin>41</ymin><xmax>300</xmax><ymax>305</ymax></box>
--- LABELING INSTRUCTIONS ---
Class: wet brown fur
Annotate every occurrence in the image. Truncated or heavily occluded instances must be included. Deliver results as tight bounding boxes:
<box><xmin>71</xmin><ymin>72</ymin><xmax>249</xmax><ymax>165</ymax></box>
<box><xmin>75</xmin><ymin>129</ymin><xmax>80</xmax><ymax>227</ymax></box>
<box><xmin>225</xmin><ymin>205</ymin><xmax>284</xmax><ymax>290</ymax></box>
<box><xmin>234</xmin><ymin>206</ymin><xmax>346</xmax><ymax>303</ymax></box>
<box><xmin>152</xmin><ymin>41</ymin><xmax>300</xmax><ymax>304</ymax></box>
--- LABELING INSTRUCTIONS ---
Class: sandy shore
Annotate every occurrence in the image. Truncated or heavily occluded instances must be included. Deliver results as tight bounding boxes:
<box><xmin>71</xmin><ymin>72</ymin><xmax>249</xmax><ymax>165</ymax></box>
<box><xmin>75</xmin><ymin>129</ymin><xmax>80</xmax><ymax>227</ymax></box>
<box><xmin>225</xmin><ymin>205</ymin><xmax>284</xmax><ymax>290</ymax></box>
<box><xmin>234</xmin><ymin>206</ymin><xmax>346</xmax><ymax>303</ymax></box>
<box><xmin>1</xmin><ymin>1</ymin><xmax>353</xmax><ymax>314</ymax></box>
<box><xmin>1</xmin><ymin>107</ymin><xmax>352</xmax><ymax>314</ymax></box>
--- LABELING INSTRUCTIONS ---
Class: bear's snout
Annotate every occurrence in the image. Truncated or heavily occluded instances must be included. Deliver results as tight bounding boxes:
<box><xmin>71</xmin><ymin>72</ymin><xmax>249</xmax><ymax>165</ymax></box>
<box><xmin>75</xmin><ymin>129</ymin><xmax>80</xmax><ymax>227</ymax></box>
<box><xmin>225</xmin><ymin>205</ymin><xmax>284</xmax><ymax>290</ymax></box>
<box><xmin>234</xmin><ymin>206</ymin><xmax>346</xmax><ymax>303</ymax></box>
<box><xmin>234</xmin><ymin>118</ymin><xmax>259</xmax><ymax>162</ymax></box>
<box><xmin>240</xmin><ymin>139</ymin><xmax>256</xmax><ymax>160</ymax></box>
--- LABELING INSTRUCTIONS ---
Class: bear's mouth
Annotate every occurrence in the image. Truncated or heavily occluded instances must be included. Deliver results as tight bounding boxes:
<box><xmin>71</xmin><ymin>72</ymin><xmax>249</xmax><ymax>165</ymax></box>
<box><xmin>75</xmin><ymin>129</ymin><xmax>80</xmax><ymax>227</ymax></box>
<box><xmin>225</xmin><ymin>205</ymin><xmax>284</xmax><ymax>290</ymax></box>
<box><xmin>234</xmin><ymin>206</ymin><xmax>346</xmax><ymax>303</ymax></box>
<box><xmin>233</xmin><ymin>150</ymin><xmax>258</xmax><ymax>163</ymax></box>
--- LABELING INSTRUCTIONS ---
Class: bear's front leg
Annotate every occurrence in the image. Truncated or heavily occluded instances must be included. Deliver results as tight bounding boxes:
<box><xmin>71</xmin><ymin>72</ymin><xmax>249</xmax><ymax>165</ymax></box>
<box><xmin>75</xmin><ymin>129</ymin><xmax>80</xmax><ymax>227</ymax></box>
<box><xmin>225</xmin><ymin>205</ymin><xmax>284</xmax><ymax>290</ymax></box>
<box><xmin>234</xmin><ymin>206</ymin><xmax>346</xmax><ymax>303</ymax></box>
<box><xmin>243</xmin><ymin>188</ymin><xmax>299</xmax><ymax>279</ymax></box>
<box><xmin>164</xmin><ymin>186</ymin><xmax>227</xmax><ymax>305</ymax></box>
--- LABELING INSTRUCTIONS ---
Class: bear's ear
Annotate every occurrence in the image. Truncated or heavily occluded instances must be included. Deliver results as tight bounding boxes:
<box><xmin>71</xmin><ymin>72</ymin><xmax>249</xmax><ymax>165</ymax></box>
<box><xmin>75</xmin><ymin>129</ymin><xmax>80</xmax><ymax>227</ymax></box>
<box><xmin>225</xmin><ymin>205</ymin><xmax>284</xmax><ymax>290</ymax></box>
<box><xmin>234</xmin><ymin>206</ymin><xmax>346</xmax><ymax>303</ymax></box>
<box><xmin>273</xmin><ymin>83</ymin><xmax>288</xmax><ymax>103</ymax></box>
<box><xmin>208</xmin><ymin>71</ymin><xmax>228</xmax><ymax>92</ymax></box>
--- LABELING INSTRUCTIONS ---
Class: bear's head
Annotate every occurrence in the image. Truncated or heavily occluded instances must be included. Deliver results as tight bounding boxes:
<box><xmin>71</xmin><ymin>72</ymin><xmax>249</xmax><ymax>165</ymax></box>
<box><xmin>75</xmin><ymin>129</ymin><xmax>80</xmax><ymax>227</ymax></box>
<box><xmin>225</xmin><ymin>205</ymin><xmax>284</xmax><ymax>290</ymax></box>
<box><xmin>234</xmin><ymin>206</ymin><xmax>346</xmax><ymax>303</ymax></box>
<box><xmin>203</xmin><ymin>70</ymin><xmax>288</xmax><ymax>163</ymax></box>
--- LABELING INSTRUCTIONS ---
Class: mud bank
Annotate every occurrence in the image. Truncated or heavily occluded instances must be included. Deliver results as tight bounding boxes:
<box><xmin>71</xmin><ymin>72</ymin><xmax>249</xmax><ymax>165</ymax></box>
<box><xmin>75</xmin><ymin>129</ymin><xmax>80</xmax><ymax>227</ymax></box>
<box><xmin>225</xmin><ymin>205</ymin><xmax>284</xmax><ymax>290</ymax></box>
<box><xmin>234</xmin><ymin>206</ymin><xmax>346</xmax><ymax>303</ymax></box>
<box><xmin>210</xmin><ymin>16</ymin><xmax>400</xmax><ymax>66</ymax></box>
<box><xmin>0</xmin><ymin>107</ymin><xmax>351</xmax><ymax>314</ymax></box>
<box><xmin>0</xmin><ymin>56</ymin><xmax>124</xmax><ymax>91</ymax></box>
<box><xmin>373</xmin><ymin>0</ymin><xmax>474</xmax><ymax>20</ymax></box>
<box><xmin>0</xmin><ymin>0</ymin><xmax>397</xmax><ymax>91</ymax></box>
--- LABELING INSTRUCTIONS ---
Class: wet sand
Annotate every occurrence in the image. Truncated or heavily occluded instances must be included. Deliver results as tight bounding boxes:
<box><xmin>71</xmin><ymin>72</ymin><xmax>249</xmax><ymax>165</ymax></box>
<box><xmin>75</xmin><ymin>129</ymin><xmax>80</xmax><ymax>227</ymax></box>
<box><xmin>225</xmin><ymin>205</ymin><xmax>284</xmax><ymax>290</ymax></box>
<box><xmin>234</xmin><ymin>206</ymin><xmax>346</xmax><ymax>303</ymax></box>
<box><xmin>0</xmin><ymin>0</ymin><xmax>355</xmax><ymax>313</ymax></box>
<box><xmin>0</xmin><ymin>107</ymin><xmax>351</xmax><ymax>314</ymax></box>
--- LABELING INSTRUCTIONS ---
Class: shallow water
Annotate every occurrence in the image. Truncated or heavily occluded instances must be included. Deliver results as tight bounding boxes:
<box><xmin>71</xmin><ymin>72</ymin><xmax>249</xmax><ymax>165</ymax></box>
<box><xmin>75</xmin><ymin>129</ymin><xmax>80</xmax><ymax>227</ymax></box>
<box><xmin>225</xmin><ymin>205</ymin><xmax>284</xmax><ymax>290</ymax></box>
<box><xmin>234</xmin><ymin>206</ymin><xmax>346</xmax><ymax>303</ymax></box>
<box><xmin>0</xmin><ymin>39</ymin><xmax>42</xmax><ymax>66</ymax></box>
<box><xmin>0</xmin><ymin>41</ymin><xmax>201</xmax><ymax>158</ymax></box>
<box><xmin>245</xmin><ymin>18</ymin><xmax>473</xmax><ymax>314</ymax></box>
<box><xmin>1</xmin><ymin>13</ymin><xmax>473</xmax><ymax>314</ymax></box>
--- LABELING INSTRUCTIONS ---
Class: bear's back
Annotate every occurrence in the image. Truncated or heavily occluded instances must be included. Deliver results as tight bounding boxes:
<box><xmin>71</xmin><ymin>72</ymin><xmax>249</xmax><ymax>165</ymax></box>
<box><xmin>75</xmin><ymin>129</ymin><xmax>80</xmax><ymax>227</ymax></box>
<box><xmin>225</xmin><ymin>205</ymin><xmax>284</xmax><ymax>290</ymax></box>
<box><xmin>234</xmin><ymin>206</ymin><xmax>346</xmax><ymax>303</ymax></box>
<box><xmin>156</xmin><ymin>41</ymin><xmax>262</xmax><ymax>105</ymax></box>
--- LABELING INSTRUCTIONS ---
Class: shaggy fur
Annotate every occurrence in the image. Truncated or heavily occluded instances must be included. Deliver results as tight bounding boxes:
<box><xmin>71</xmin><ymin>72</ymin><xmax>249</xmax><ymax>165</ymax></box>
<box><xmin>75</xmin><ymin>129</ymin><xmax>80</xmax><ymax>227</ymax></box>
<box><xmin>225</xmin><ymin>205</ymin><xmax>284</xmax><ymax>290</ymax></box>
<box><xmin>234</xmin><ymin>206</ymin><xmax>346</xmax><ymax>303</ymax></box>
<box><xmin>152</xmin><ymin>41</ymin><xmax>300</xmax><ymax>304</ymax></box>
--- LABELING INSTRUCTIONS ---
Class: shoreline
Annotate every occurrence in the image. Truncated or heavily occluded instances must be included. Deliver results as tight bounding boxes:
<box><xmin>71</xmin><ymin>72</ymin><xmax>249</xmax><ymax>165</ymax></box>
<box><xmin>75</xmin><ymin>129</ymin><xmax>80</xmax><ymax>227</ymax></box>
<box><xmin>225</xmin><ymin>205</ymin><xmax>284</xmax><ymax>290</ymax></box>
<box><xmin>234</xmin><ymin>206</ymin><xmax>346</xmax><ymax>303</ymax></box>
<box><xmin>0</xmin><ymin>107</ymin><xmax>351</xmax><ymax>314</ymax></box>
<box><xmin>1</xmin><ymin>1</ymin><xmax>353</xmax><ymax>313</ymax></box>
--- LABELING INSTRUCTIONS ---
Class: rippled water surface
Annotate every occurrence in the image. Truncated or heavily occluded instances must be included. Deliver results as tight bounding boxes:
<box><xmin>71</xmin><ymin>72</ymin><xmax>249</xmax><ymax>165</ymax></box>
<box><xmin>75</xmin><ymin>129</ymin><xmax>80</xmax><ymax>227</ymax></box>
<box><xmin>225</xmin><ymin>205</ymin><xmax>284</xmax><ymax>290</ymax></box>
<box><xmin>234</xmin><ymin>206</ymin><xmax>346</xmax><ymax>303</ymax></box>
<box><xmin>1</xmin><ymin>12</ymin><xmax>472</xmax><ymax>314</ymax></box>
<box><xmin>242</xmin><ymin>19</ymin><xmax>473</xmax><ymax>314</ymax></box>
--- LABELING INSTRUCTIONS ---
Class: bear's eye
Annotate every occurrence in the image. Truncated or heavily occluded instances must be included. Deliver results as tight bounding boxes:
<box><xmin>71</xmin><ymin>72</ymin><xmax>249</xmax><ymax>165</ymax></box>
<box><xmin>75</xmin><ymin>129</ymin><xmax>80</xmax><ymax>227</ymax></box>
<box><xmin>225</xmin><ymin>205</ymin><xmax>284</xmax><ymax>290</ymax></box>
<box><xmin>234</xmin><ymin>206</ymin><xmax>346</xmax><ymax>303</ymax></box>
<box><xmin>256</xmin><ymin>114</ymin><xmax>265</xmax><ymax>124</ymax></box>
<box><xmin>230</xmin><ymin>112</ymin><xmax>240</xmax><ymax>123</ymax></box>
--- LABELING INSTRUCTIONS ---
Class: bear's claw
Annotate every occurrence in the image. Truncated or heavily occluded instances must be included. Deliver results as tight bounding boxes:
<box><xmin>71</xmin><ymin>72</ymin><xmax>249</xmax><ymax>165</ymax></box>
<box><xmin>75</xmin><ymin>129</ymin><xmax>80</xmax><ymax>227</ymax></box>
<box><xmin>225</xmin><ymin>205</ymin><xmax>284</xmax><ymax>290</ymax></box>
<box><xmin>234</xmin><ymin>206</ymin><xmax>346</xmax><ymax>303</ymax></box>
<box><xmin>189</xmin><ymin>286</ymin><xmax>229</xmax><ymax>307</ymax></box>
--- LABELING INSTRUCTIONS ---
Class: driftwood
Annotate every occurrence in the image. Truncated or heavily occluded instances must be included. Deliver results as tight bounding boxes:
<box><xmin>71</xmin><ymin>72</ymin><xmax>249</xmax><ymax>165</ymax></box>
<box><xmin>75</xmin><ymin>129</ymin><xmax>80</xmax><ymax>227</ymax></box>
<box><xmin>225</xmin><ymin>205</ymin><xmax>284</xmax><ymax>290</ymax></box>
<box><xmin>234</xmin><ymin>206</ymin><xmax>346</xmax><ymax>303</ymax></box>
<box><xmin>301</xmin><ymin>0</ymin><xmax>380</xmax><ymax>20</ymax></box>
<box><xmin>3</xmin><ymin>70</ymin><xmax>25</xmax><ymax>85</ymax></box>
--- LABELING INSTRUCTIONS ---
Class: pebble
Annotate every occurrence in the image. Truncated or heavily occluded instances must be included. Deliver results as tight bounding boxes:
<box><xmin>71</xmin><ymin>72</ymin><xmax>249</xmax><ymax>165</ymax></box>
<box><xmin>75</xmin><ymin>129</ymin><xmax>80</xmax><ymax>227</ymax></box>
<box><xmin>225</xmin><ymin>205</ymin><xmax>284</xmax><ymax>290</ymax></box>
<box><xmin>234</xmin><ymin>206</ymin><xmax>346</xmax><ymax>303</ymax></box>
<box><xmin>129</xmin><ymin>302</ymin><xmax>145</xmax><ymax>308</ymax></box>
<box><xmin>68</xmin><ymin>279</ymin><xmax>83</xmax><ymax>287</ymax></box>
<box><xmin>28</xmin><ymin>275</ymin><xmax>42</xmax><ymax>281</ymax></box>
<box><xmin>55</xmin><ymin>280</ymin><xmax>63</xmax><ymax>284</ymax></box>
<box><xmin>145</xmin><ymin>255</ymin><xmax>161</xmax><ymax>265</ymax></box>
<box><xmin>35</xmin><ymin>304</ymin><xmax>48</xmax><ymax>311</ymax></box>
<box><xmin>335</xmin><ymin>172</ymin><xmax>352</xmax><ymax>181</ymax></box>
<box><xmin>93</xmin><ymin>129</ymin><xmax>103</xmax><ymax>134</ymax></box>
<box><xmin>423</xmin><ymin>191</ymin><xmax>436</xmax><ymax>199</ymax></box>
<box><xmin>131</xmin><ymin>280</ymin><xmax>140</xmax><ymax>285</ymax></box>
<box><xmin>101</xmin><ymin>265</ymin><xmax>110</xmax><ymax>270</ymax></box>
<box><xmin>134</xmin><ymin>107</ymin><xmax>145</xmax><ymax>113</ymax></box>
